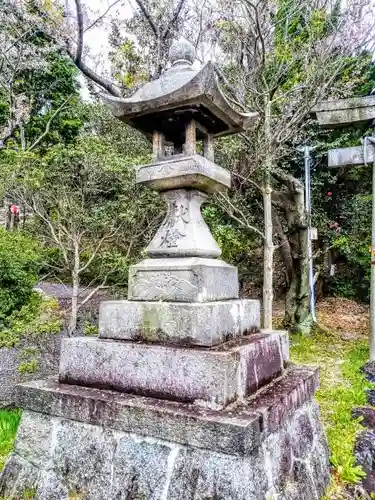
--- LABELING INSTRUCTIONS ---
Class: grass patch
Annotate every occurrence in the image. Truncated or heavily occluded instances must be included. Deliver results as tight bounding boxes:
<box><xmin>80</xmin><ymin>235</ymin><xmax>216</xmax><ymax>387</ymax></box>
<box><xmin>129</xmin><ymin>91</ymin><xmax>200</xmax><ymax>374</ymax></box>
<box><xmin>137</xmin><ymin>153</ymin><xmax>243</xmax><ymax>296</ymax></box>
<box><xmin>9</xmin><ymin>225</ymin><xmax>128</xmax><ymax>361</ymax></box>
<box><xmin>290</xmin><ymin>327</ymin><xmax>371</xmax><ymax>496</ymax></box>
<box><xmin>0</xmin><ymin>409</ymin><xmax>21</xmax><ymax>471</ymax></box>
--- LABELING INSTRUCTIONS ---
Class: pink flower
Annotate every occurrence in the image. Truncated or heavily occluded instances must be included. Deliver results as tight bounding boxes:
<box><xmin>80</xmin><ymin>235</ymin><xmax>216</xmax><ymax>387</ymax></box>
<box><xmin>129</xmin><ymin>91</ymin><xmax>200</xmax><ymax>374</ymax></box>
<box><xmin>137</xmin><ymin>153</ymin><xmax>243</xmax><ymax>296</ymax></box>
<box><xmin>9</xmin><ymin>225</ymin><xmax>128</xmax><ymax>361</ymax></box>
<box><xmin>327</xmin><ymin>191</ymin><xmax>332</xmax><ymax>196</ymax></box>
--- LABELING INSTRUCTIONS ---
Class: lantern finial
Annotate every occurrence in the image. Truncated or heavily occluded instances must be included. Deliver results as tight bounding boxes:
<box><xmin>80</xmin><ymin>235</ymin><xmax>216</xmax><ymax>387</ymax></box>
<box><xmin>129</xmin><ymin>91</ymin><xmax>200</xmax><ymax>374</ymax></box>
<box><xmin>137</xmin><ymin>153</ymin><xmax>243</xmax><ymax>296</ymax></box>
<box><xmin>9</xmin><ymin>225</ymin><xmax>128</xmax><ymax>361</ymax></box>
<box><xmin>168</xmin><ymin>37</ymin><xmax>195</xmax><ymax>66</ymax></box>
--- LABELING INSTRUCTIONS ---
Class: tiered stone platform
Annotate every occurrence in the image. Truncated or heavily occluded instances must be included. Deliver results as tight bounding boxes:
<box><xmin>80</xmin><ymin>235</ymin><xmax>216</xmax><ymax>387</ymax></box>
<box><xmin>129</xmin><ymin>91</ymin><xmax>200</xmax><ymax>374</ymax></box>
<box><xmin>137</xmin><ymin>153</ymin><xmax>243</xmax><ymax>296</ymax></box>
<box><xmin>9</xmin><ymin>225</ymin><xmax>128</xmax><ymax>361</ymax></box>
<box><xmin>0</xmin><ymin>38</ymin><xmax>329</xmax><ymax>500</ymax></box>
<box><xmin>1</xmin><ymin>364</ymin><xmax>329</xmax><ymax>500</ymax></box>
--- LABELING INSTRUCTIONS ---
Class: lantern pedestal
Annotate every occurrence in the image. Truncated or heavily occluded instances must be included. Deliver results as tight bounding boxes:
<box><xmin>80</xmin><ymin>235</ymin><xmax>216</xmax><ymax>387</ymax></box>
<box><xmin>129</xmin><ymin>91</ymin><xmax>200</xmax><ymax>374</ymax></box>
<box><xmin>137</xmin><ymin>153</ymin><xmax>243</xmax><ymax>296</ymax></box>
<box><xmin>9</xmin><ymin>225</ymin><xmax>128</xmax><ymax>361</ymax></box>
<box><xmin>0</xmin><ymin>38</ymin><xmax>329</xmax><ymax>499</ymax></box>
<box><xmin>1</xmin><ymin>370</ymin><xmax>329</xmax><ymax>500</ymax></box>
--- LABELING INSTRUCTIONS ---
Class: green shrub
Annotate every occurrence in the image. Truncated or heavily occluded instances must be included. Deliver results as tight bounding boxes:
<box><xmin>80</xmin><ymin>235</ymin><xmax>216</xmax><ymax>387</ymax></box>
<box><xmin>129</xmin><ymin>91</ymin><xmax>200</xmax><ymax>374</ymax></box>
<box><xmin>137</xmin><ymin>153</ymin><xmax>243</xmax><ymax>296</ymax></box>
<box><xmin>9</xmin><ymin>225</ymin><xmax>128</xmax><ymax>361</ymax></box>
<box><xmin>0</xmin><ymin>229</ymin><xmax>42</xmax><ymax>323</ymax></box>
<box><xmin>0</xmin><ymin>293</ymin><xmax>62</xmax><ymax>348</ymax></box>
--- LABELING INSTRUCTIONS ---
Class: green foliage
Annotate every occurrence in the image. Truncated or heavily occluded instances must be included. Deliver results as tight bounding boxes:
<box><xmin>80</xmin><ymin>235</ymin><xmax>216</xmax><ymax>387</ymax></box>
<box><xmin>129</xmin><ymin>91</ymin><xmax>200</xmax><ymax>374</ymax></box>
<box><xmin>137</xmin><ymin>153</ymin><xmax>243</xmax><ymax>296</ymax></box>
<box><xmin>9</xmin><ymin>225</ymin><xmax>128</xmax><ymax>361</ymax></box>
<box><xmin>18</xmin><ymin>360</ymin><xmax>39</xmax><ymax>374</ymax></box>
<box><xmin>0</xmin><ymin>409</ymin><xmax>21</xmax><ymax>471</ymax></box>
<box><xmin>111</xmin><ymin>37</ymin><xmax>148</xmax><ymax>88</ymax></box>
<box><xmin>2</xmin><ymin>104</ymin><xmax>160</xmax><ymax>286</ymax></box>
<box><xmin>291</xmin><ymin>329</ymin><xmax>370</xmax><ymax>487</ymax></box>
<box><xmin>83</xmin><ymin>321</ymin><xmax>99</xmax><ymax>336</ymax></box>
<box><xmin>311</xmin><ymin>155</ymin><xmax>374</xmax><ymax>301</ymax></box>
<box><xmin>203</xmin><ymin>205</ymin><xmax>256</xmax><ymax>263</ymax></box>
<box><xmin>17</xmin><ymin>346</ymin><xmax>40</xmax><ymax>374</ymax></box>
<box><xmin>0</xmin><ymin>1</ymin><xmax>82</xmax><ymax>151</ymax></box>
<box><xmin>0</xmin><ymin>293</ymin><xmax>62</xmax><ymax>348</ymax></box>
<box><xmin>0</xmin><ymin>229</ymin><xmax>42</xmax><ymax>323</ymax></box>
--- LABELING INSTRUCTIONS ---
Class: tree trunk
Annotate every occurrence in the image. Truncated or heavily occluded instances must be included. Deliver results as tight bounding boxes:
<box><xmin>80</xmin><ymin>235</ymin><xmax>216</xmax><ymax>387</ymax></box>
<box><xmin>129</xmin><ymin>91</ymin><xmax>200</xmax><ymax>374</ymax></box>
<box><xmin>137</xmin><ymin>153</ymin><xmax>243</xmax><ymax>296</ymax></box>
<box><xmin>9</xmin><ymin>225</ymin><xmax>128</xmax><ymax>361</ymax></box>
<box><xmin>262</xmin><ymin>96</ymin><xmax>274</xmax><ymax>330</ymax></box>
<box><xmin>273</xmin><ymin>175</ymin><xmax>312</xmax><ymax>333</ymax></box>
<box><xmin>68</xmin><ymin>239</ymin><xmax>80</xmax><ymax>336</ymax></box>
<box><xmin>263</xmin><ymin>182</ymin><xmax>274</xmax><ymax>329</ymax></box>
<box><xmin>284</xmin><ymin>227</ymin><xmax>310</xmax><ymax>333</ymax></box>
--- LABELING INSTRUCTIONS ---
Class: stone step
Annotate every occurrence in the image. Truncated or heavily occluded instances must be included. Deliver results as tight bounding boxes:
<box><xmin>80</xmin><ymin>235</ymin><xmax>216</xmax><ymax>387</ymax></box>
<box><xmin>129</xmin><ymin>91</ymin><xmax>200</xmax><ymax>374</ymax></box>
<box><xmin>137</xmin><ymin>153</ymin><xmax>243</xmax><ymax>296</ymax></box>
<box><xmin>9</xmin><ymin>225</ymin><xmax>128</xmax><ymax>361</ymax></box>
<box><xmin>58</xmin><ymin>331</ymin><xmax>288</xmax><ymax>409</ymax></box>
<box><xmin>99</xmin><ymin>299</ymin><xmax>260</xmax><ymax>346</ymax></box>
<box><xmin>16</xmin><ymin>365</ymin><xmax>319</xmax><ymax>457</ymax></box>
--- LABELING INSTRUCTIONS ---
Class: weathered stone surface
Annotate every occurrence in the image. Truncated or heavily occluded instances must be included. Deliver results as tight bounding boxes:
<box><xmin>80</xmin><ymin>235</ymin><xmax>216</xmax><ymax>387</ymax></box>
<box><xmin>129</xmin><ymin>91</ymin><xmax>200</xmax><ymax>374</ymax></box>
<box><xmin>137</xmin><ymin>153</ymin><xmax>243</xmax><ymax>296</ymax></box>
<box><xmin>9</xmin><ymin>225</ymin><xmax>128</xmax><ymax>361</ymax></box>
<box><xmin>15</xmin><ymin>365</ymin><xmax>316</xmax><ymax>457</ymax></box>
<box><xmin>15</xmin><ymin>378</ymin><xmax>259</xmax><ymax>457</ymax></box>
<box><xmin>14</xmin><ymin>411</ymin><xmax>54</xmax><ymax>468</ymax></box>
<box><xmin>58</xmin><ymin>333</ymin><xmax>286</xmax><ymax>407</ymax></box>
<box><xmin>362</xmin><ymin>361</ymin><xmax>375</xmax><ymax>383</ymax></box>
<box><xmin>128</xmin><ymin>257</ymin><xmax>239</xmax><ymax>302</ymax></box>
<box><xmin>352</xmin><ymin>407</ymin><xmax>375</xmax><ymax>429</ymax></box>
<box><xmin>99</xmin><ymin>299</ymin><xmax>260</xmax><ymax>346</ymax></box>
<box><xmin>355</xmin><ymin>430</ymin><xmax>375</xmax><ymax>494</ymax></box>
<box><xmin>328</xmin><ymin>145</ymin><xmax>374</xmax><ymax>168</ymax></box>
<box><xmin>0</xmin><ymin>454</ymin><xmax>39</xmax><ymax>499</ymax></box>
<box><xmin>0</xmin><ymin>331</ymin><xmax>63</xmax><ymax>408</ymax></box>
<box><xmin>137</xmin><ymin>154</ymin><xmax>230</xmax><ymax>193</ymax></box>
<box><xmin>146</xmin><ymin>189</ymin><xmax>222</xmax><ymax>258</ymax></box>
<box><xmin>101</xmin><ymin>41</ymin><xmax>258</xmax><ymax>141</ymax></box>
<box><xmin>54</xmin><ymin>419</ymin><xmax>117</xmax><ymax>498</ymax></box>
<box><xmin>367</xmin><ymin>388</ymin><xmax>375</xmax><ymax>406</ymax></box>
<box><xmin>0</xmin><ymin>395</ymin><xmax>329</xmax><ymax>500</ymax></box>
<box><xmin>311</xmin><ymin>95</ymin><xmax>375</xmax><ymax>127</ymax></box>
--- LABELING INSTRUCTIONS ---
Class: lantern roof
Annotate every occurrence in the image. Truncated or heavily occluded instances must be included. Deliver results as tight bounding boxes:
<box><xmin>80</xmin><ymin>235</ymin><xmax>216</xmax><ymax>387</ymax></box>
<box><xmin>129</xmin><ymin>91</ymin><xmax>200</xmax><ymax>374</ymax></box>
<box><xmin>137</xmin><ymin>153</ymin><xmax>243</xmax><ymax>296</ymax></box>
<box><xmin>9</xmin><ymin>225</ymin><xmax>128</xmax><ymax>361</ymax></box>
<box><xmin>102</xmin><ymin>38</ymin><xmax>257</xmax><ymax>143</ymax></box>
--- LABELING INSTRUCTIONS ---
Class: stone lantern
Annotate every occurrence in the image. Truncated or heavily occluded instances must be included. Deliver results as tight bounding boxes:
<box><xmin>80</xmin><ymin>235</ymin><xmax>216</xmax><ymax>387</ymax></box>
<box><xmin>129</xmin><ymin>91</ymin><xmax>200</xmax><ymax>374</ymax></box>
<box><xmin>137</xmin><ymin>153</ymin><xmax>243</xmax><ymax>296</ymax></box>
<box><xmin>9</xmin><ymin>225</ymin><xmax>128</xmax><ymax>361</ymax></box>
<box><xmin>0</xmin><ymin>39</ymin><xmax>330</xmax><ymax>500</ymax></box>
<box><xmin>98</xmin><ymin>37</ymin><xmax>260</xmax><ymax>350</ymax></box>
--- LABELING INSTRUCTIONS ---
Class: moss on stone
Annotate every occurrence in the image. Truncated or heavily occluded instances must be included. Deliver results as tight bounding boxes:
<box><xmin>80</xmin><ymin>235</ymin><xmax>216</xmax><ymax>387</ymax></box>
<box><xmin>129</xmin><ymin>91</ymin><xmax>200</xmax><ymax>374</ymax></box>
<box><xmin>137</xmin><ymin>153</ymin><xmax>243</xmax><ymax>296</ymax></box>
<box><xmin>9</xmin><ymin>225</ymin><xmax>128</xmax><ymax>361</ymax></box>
<box><xmin>17</xmin><ymin>360</ymin><xmax>39</xmax><ymax>374</ymax></box>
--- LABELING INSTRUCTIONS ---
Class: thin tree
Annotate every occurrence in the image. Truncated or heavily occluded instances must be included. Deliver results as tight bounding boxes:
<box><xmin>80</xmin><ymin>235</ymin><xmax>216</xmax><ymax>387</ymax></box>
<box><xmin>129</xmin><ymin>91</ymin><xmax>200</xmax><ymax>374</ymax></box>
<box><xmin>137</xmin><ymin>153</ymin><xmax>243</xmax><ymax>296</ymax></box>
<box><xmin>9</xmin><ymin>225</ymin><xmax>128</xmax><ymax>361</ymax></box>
<box><xmin>212</xmin><ymin>0</ymin><xmax>374</xmax><ymax>330</ymax></box>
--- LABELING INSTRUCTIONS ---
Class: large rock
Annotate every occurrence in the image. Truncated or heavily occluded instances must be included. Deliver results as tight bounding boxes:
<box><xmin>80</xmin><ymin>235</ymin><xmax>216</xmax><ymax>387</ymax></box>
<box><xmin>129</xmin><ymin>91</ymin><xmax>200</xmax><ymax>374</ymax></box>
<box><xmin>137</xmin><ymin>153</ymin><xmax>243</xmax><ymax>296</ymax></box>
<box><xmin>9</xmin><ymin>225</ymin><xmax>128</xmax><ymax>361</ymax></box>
<box><xmin>362</xmin><ymin>361</ymin><xmax>375</xmax><ymax>383</ymax></box>
<box><xmin>352</xmin><ymin>407</ymin><xmax>375</xmax><ymax>429</ymax></box>
<box><xmin>0</xmin><ymin>366</ymin><xmax>330</xmax><ymax>500</ymax></box>
<box><xmin>355</xmin><ymin>430</ymin><xmax>375</xmax><ymax>494</ymax></box>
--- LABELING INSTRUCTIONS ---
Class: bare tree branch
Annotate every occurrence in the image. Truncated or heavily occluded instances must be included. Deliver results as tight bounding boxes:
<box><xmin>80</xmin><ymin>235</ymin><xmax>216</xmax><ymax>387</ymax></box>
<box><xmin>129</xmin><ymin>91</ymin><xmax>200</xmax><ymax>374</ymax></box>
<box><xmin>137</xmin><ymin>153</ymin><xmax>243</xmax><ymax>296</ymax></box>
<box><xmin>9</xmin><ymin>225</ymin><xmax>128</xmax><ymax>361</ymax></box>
<box><xmin>78</xmin><ymin>276</ymin><xmax>109</xmax><ymax>309</ymax></box>
<box><xmin>66</xmin><ymin>46</ymin><xmax>122</xmax><ymax>96</ymax></box>
<box><xmin>162</xmin><ymin>0</ymin><xmax>187</xmax><ymax>40</ymax></box>
<box><xmin>28</xmin><ymin>95</ymin><xmax>73</xmax><ymax>151</ymax></box>
<box><xmin>133</xmin><ymin>0</ymin><xmax>158</xmax><ymax>37</ymax></box>
<box><xmin>218</xmin><ymin>192</ymin><xmax>265</xmax><ymax>239</ymax></box>
<box><xmin>73</xmin><ymin>0</ymin><xmax>84</xmax><ymax>64</ymax></box>
<box><xmin>84</xmin><ymin>0</ymin><xmax>124</xmax><ymax>33</ymax></box>
<box><xmin>78</xmin><ymin>223</ymin><xmax>124</xmax><ymax>274</ymax></box>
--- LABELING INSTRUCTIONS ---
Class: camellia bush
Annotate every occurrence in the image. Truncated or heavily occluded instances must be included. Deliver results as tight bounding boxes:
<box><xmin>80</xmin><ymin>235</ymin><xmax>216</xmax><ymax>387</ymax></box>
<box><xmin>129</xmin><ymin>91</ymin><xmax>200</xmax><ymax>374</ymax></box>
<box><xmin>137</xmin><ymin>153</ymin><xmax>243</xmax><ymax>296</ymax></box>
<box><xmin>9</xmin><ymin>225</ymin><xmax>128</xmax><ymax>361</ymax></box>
<box><xmin>0</xmin><ymin>228</ymin><xmax>41</xmax><ymax>324</ymax></box>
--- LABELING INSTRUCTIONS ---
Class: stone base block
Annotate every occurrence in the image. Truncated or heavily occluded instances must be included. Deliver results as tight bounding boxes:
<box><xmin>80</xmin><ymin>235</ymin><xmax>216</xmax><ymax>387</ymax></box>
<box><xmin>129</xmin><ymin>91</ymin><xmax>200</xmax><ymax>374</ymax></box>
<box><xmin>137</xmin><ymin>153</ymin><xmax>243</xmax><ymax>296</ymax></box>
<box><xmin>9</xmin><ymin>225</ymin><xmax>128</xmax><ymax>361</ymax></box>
<box><xmin>128</xmin><ymin>257</ymin><xmax>238</xmax><ymax>302</ymax></box>
<box><xmin>99</xmin><ymin>299</ymin><xmax>260</xmax><ymax>346</ymax></box>
<box><xmin>0</xmin><ymin>367</ymin><xmax>330</xmax><ymax>499</ymax></box>
<box><xmin>59</xmin><ymin>332</ymin><xmax>288</xmax><ymax>408</ymax></box>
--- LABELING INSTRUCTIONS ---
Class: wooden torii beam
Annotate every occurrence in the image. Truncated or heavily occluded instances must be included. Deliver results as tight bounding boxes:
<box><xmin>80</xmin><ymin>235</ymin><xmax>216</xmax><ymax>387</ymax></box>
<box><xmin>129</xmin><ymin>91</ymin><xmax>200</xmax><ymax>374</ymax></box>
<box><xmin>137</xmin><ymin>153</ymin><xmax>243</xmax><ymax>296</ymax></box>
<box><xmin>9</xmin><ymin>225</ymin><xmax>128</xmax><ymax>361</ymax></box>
<box><xmin>311</xmin><ymin>95</ymin><xmax>375</xmax><ymax>360</ymax></box>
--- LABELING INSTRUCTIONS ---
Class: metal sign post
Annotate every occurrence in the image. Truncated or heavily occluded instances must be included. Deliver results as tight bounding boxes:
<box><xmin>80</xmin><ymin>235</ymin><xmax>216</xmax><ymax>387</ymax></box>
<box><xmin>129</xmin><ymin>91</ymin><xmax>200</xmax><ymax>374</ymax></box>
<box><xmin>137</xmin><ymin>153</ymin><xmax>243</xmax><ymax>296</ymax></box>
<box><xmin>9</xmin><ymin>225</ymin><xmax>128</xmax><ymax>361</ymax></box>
<box><xmin>298</xmin><ymin>145</ymin><xmax>317</xmax><ymax>322</ymax></box>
